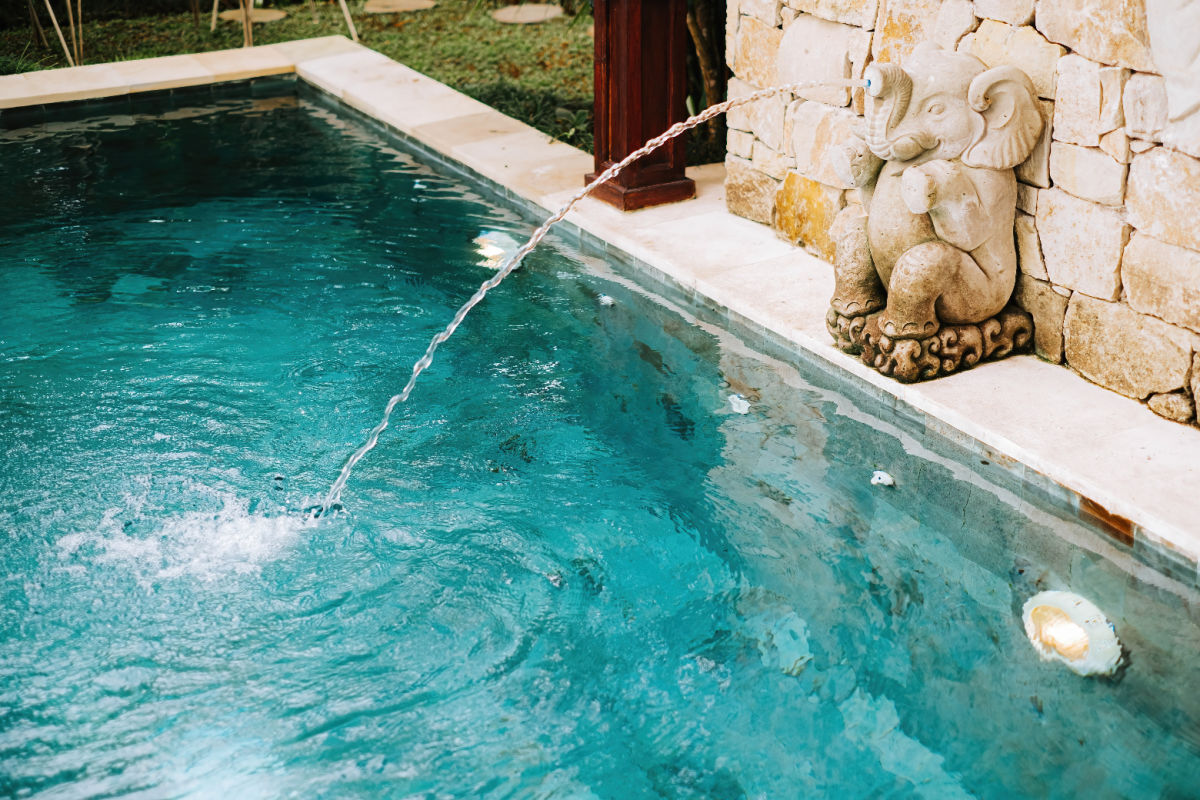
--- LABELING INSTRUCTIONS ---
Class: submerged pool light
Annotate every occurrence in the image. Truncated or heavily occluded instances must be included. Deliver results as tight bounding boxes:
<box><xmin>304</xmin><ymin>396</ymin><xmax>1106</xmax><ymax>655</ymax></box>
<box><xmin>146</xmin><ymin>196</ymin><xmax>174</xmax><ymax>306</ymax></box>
<box><xmin>1022</xmin><ymin>591</ymin><xmax>1123</xmax><ymax>676</ymax></box>
<box><xmin>473</xmin><ymin>230</ymin><xmax>521</xmax><ymax>270</ymax></box>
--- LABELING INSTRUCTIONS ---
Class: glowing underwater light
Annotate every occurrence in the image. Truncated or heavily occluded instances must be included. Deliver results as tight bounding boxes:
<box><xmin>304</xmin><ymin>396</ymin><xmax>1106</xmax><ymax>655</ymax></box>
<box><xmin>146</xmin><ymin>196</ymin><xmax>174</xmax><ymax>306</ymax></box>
<box><xmin>1022</xmin><ymin>590</ymin><xmax>1123</xmax><ymax>676</ymax></box>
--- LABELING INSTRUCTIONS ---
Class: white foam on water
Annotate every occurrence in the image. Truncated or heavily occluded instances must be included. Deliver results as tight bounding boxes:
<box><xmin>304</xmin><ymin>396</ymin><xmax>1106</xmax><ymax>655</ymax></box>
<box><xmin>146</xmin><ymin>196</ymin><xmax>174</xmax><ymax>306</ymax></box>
<box><xmin>57</xmin><ymin>491</ymin><xmax>313</xmax><ymax>584</ymax></box>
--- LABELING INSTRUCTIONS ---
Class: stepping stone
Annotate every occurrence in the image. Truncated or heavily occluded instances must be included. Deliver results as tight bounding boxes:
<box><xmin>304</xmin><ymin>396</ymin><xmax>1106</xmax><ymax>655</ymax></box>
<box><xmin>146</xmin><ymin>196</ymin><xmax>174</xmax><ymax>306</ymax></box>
<box><xmin>491</xmin><ymin>3</ymin><xmax>563</xmax><ymax>24</ymax></box>
<box><xmin>218</xmin><ymin>7</ymin><xmax>287</xmax><ymax>22</ymax></box>
<box><xmin>364</xmin><ymin>0</ymin><xmax>436</xmax><ymax>13</ymax></box>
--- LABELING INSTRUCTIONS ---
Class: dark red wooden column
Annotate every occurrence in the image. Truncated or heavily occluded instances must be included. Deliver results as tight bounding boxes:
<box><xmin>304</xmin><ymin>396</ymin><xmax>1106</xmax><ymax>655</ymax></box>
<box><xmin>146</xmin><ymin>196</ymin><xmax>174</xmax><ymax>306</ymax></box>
<box><xmin>587</xmin><ymin>0</ymin><xmax>696</xmax><ymax>211</ymax></box>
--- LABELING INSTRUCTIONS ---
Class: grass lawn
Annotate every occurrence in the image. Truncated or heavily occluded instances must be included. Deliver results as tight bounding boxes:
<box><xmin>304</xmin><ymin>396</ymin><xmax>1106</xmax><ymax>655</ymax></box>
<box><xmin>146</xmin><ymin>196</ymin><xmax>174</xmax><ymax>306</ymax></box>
<box><xmin>2</xmin><ymin>0</ymin><xmax>598</xmax><ymax>150</ymax></box>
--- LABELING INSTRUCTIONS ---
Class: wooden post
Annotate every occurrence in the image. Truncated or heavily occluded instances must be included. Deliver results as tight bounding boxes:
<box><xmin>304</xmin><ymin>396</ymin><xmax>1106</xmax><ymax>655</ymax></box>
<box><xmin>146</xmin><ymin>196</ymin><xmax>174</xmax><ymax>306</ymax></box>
<box><xmin>42</xmin><ymin>0</ymin><xmax>74</xmax><ymax>66</ymax></box>
<box><xmin>587</xmin><ymin>0</ymin><xmax>695</xmax><ymax>211</ymax></box>
<box><xmin>27</xmin><ymin>0</ymin><xmax>50</xmax><ymax>49</ymax></box>
<box><xmin>336</xmin><ymin>0</ymin><xmax>359</xmax><ymax>43</ymax></box>
<box><xmin>240</xmin><ymin>0</ymin><xmax>252</xmax><ymax>47</ymax></box>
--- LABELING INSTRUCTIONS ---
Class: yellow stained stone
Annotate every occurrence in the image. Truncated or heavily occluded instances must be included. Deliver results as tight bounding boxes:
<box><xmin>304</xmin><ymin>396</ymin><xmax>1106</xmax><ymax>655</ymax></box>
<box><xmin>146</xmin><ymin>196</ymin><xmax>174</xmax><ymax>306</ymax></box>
<box><xmin>772</xmin><ymin>172</ymin><xmax>844</xmax><ymax>262</ymax></box>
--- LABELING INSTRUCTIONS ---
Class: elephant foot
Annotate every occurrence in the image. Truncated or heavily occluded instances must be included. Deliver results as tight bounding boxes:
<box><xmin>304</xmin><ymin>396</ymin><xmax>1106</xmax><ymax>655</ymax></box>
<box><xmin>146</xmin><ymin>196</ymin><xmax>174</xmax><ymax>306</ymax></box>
<box><xmin>830</xmin><ymin>305</ymin><xmax>1034</xmax><ymax>383</ymax></box>
<box><xmin>830</xmin><ymin>293</ymin><xmax>886</xmax><ymax>319</ymax></box>
<box><xmin>876</xmin><ymin>308</ymin><xmax>939</xmax><ymax>340</ymax></box>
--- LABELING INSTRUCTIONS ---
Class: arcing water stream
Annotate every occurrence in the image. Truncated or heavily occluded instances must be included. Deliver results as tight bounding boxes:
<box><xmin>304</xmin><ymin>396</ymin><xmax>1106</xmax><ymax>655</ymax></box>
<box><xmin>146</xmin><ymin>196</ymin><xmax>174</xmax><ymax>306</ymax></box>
<box><xmin>318</xmin><ymin>78</ymin><xmax>866</xmax><ymax>515</ymax></box>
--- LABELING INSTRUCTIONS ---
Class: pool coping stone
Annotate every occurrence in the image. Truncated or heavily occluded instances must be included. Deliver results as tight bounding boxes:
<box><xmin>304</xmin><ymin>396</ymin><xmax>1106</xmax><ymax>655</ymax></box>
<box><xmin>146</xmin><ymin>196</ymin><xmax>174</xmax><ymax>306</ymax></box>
<box><xmin>5</xmin><ymin>38</ymin><xmax>1199</xmax><ymax>586</ymax></box>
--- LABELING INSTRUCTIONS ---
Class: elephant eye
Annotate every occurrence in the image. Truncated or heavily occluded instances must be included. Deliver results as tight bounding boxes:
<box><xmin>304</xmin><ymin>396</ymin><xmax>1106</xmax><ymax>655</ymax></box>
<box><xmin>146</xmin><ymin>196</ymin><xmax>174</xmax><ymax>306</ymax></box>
<box><xmin>926</xmin><ymin>102</ymin><xmax>946</xmax><ymax>115</ymax></box>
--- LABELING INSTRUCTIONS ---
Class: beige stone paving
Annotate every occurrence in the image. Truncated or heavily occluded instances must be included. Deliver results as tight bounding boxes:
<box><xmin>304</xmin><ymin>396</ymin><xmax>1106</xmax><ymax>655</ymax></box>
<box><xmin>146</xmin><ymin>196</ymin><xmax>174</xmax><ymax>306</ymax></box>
<box><xmin>191</xmin><ymin>46</ymin><xmax>293</xmax><ymax>82</ymax></box>
<box><xmin>110</xmin><ymin>55</ymin><xmax>215</xmax><ymax>92</ymax></box>
<box><xmin>3</xmin><ymin>38</ymin><xmax>1198</xmax><ymax>568</ymax></box>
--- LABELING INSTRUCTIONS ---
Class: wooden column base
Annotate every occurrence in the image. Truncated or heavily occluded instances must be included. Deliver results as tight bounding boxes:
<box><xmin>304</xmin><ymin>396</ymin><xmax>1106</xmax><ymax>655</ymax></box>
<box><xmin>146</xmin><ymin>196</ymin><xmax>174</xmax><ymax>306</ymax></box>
<box><xmin>590</xmin><ymin>0</ymin><xmax>693</xmax><ymax>212</ymax></box>
<box><xmin>584</xmin><ymin>173</ymin><xmax>696</xmax><ymax>211</ymax></box>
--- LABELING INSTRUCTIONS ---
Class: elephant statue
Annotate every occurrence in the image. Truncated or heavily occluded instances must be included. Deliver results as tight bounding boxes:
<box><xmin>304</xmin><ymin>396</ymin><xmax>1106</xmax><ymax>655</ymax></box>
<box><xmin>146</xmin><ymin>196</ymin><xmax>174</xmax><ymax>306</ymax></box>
<box><xmin>826</xmin><ymin>42</ymin><xmax>1040</xmax><ymax>382</ymax></box>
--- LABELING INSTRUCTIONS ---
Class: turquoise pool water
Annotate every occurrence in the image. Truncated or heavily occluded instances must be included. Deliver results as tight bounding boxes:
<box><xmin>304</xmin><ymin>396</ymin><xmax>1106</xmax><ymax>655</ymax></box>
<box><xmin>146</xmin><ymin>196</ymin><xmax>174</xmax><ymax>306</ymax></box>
<box><xmin>2</xmin><ymin>91</ymin><xmax>1200</xmax><ymax>799</ymax></box>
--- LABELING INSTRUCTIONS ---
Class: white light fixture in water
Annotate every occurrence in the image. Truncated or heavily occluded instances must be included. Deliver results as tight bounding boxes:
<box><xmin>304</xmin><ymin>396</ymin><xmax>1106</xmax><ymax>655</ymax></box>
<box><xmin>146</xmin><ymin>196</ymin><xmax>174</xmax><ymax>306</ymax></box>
<box><xmin>1022</xmin><ymin>591</ymin><xmax>1122</xmax><ymax>676</ymax></box>
<box><xmin>473</xmin><ymin>230</ymin><xmax>521</xmax><ymax>270</ymax></box>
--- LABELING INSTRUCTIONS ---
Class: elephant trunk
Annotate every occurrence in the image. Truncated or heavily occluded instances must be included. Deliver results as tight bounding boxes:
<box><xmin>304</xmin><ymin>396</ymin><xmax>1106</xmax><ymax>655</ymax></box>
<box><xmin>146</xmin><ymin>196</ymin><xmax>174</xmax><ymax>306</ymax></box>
<box><xmin>864</xmin><ymin>63</ymin><xmax>912</xmax><ymax>161</ymax></box>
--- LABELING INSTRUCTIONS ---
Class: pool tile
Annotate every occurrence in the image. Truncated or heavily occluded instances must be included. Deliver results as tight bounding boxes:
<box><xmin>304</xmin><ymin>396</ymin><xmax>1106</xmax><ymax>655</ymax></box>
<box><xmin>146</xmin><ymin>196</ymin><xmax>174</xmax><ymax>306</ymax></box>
<box><xmin>193</xmin><ymin>46</ymin><xmax>293</xmax><ymax>83</ymax></box>
<box><xmin>16</xmin><ymin>64</ymin><xmax>130</xmax><ymax>105</ymax></box>
<box><xmin>110</xmin><ymin>55</ymin><xmax>215</xmax><ymax>92</ymax></box>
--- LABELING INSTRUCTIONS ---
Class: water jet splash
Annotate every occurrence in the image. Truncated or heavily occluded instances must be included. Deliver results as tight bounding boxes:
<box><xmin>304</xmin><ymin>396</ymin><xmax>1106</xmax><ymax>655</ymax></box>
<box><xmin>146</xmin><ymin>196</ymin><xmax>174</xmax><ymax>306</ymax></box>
<box><xmin>318</xmin><ymin>78</ymin><xmax>866</xmax><ymax>516</ymax></box>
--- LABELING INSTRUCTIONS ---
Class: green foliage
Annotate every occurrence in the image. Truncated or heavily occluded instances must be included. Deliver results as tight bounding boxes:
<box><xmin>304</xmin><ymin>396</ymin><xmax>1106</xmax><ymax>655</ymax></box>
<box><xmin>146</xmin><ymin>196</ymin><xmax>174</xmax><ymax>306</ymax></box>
<box><xmin>0</xmin><ymin>42</ymin><xmax>52</xmax><ymax>75</ymax></box>
<box><xmin>2</xmin><ymin>0</ymin><xmax>726</xmax><ymax>164</ymax></box>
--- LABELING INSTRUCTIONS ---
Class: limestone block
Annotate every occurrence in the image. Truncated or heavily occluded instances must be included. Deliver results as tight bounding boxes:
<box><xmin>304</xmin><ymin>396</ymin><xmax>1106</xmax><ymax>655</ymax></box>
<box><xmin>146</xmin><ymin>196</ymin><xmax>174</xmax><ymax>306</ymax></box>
<box><xmin>975</xmin><ymin>0</ymin><xmax>1033</xmax><ymax>26</ymax></box>
<box><xmin>1099</xmin><ymin>67</ymin><xmax>1127</xmax><ymax>132</ymax></box>
<box><xmin>1147</xmin><ymin>391</ymin><xmax>1195</xmax><ymax>423</ymax></box>
<box><xmin>785</xmin><ymin>100</ymin><xmax>861</xmax><ymax>189</ymax></box>
<box><xmin>1127</xmin><ymin>147</ymin><xmax>1200</xmax><ymax>252</ymax></box>
<box><xmin>741</xmin><ymin>0</ymin><xmax>782</xmax><ymax>25</ymax></box>
<box><xmin>780</xmin><ymin>7</ymin><xmax>800</xmax><ymax>25</ymax></box>
<box><xmin>1064</xmin><ymin>295</ymin><xmax>1193</xmax><ymax>399</ymax></box>
<box><xmin>1192</xmin><ymin>354</ymin><xmax>1200</xmax><ymax>424</ymax></box>
<box><xmin>959</xmin><ymin>21</ymin><xmax>1064</xmax><ymax>100</ymax></box>
<box><xmin>777</xmin><ymin>14</ymin><xmax>871</xmax><ymax>107</ymax></box>
<box><xmin>1053</xmin><ymin>55</ymin><xmax>1101</xmax><ymax>146</ymax></box>
<box><xmin>1015</xmin><ymin>99</ymin><xmax>1054</xmax><ymax>187</ymax></box>
<box><xmin>726</xmin><ymin>155</ymin><xmax>781</xmax><ymax>224</ymax></box>
<box><xmin>1122</xmin><ymin>233</ymin><xmax>1200</xmax><ymax>333</ymax></box>
<box><xmin>726</xmin><ymin>78</ymin><xmax>755</xmax><ymax>132</ymax></box>
<box><xmin>1015</xmin><ymin>212</ymin><xmax>1047</xmax><ymax>279</ymax></box>
<box><xmin>933</xmin><ymin>0</ymin><xmax>978</xmax><ymax>50</ymax></box>
<box><xmin>1051</xmin><ymin>55</ymin><xmax>1124</xmax><ymax>145</ymax></box>
<box><xmin>727</xmin><ymin>0</ymin><xmax>740</xmax><ymax>70</ymax></box>
<box><xmin>1123</xmin><ymin>73</ymin><xmax>1167</xmax><ymax>142</ymax></box>
<box><xmin>872</xmin><ymin>0</ymin><xmax>942</xmax><ymax>64</ymax></box>
<box><xmin>1036</xmin><ymin>188</ymin><xmax>1128</xmax><ymax>300</ymax></box>
<box><xmin>772</xmin><ymin>171</ymin><xmax>844</xmax><ymax>261</ymax></box>
<box><xmin>1130</xmin><ymin>138</ymin><xmax>1157</xmax><ymax>153</ymax></box>
<box><xmin>1099</xmin><ymin>129</ymin><xmax>1132</xmax><ymax>163</ymax></box>
<box><xmin>1034</xmin><ymin>0</ymin><xmax>1154</xmax><ymax>71</ymax></box>
<box><xmin>1014</xmin><ymin>275</ymin><xmax>1067</xmax><ymax>361</ymax></box>
<box><xmin>785</xmin><ymin>0</ymin><xmax>878</xmax><ymax>29</ymax></box>
<box><xmin>736</xmin><ymin>16</ymin><xmax>783</xmax><ymax>89</ymax></box>
<box><xmin>752</xmin><ymin>140</ymin><xmax>794</xmax><ymax>180</ymax></box>
<box><xmin>754</xmin><ymin>93</ymin><xmax>790</xmax><ymax>153</ymax></box>
<box><xmin>727</xmin><ymin>77</ymin><xmax>787</xmax><ymax>147</ymax></box>
<box><xmin>1016</xmin><ymin>182</ymin><xmax>1038</xmax><ymax>214</ymax></box>
<box><xmin>1048</xmin><ymin>142</ymin><xmax>1127</xmax><ymax>206</ymax></box>
<box><xmin>728</xmin><ymin>128</ymin><xmax>755</xmax><ymax>158</ymax></box>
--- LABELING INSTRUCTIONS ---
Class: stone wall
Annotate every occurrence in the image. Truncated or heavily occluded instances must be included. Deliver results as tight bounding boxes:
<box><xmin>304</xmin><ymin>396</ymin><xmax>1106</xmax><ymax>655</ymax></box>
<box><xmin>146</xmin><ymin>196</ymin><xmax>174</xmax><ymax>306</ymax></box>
<box><xmin>725</xmin><ymin>0</ymin><xmax>1200</xmax><ymax>426</ymax></box>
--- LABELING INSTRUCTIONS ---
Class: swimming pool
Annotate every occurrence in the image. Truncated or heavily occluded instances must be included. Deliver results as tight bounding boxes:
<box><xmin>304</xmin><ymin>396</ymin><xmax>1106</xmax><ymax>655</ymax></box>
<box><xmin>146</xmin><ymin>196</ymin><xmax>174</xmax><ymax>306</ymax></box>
<box><xmin>3</xmin><ymin>87</ymin><xmax>1199</xmax><ymax>798</ymax></box>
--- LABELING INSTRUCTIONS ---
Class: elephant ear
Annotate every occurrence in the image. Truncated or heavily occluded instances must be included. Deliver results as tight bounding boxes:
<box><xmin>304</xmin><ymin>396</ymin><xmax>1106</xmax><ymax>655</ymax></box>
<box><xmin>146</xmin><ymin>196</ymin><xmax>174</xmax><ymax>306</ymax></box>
<box><xmin>961</xmin><ymin>66</ymin><xmax>1044</xmax><ymax>170</ymax></box>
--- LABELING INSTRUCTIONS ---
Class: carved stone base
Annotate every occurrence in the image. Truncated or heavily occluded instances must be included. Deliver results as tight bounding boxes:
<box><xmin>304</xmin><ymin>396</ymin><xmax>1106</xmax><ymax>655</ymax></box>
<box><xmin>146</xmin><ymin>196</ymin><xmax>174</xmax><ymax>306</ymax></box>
<box><xmin>826</xmin><ymin>305</ymin><xmax>1034</xmax><ymax>383</ymax></box>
